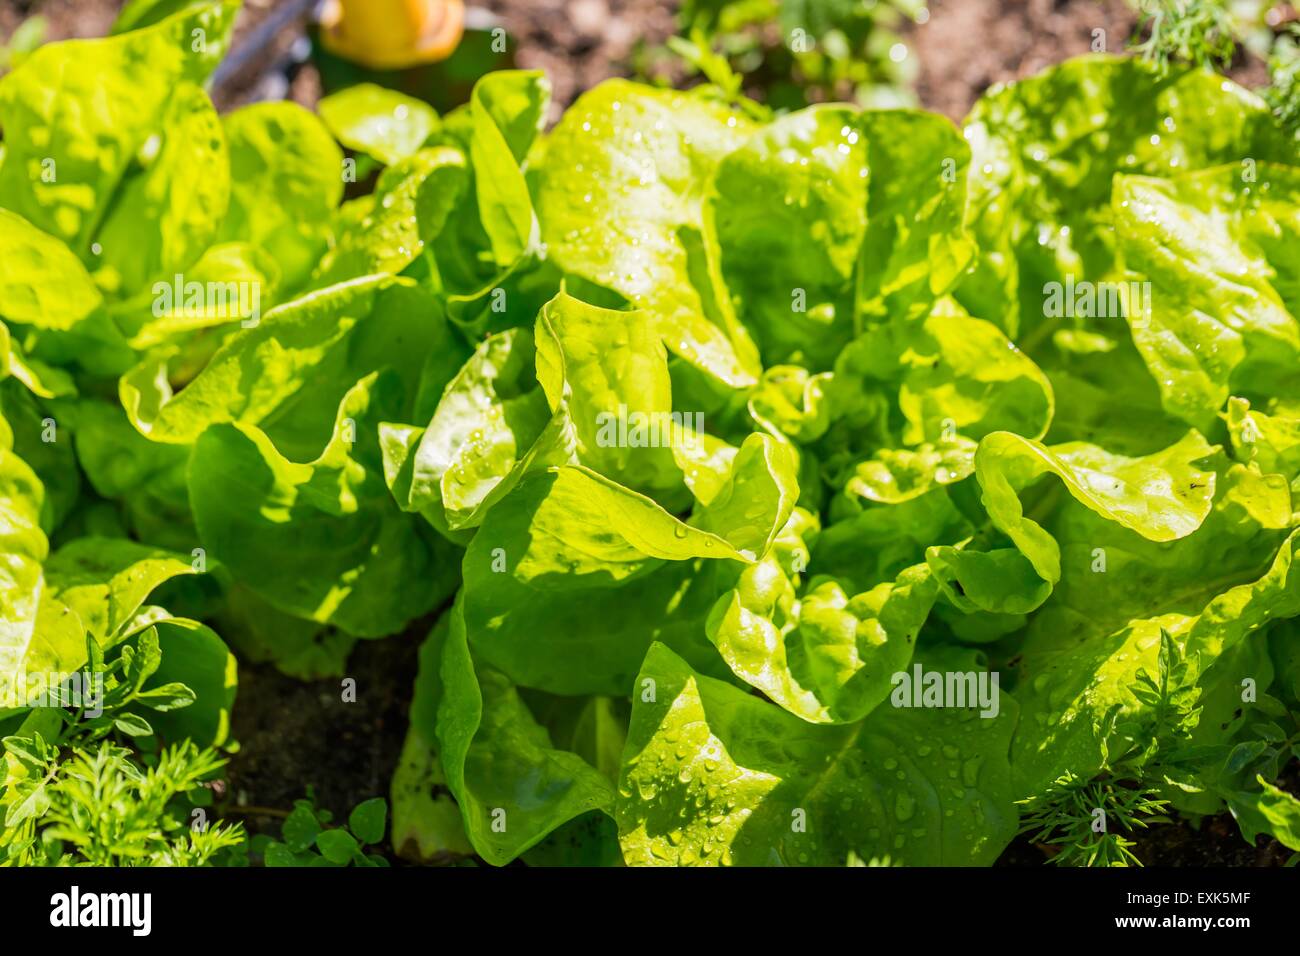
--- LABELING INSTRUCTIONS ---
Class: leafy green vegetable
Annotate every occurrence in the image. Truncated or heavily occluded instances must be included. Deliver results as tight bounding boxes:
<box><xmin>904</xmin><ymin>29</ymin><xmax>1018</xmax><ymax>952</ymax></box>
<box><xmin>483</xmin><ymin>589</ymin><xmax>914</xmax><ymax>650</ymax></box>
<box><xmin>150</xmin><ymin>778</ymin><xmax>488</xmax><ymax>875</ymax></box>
<box><xmin>617</xmin><ymin>642</ymin><xmax>1017</xmax><ymax>865</ymax></box>
<box><xmin>3</xmin><ymin>5</ymin><xmax>1299</xmax><ymax>870</ymax></box>
<box><xmin>318</xmin><ymin>83</ymin><xmax>440</xmax><ymax>166</ymax></box>
<box><xmin>1112</xmin><ymin>164</ymin><xmax>1300</xmax><ymax>430</ymax></box>
<box><xmin>217</xmin><ymin>102</ymin><xmax>343</xmax><ymax>295</ymax></box>
<box><xmin>536</xmin><ymin>81</ymin><xmax>761</xmax><ymax>388</ymax></box>
<box><xmin>189</xmin><ymin>371</ymin><xmax>455</xmax><ymax>637</ymax></box>
<box><xmin>0</xmin><ymin>210</ymin><xmax>103</xmax><ymax>329</ymax></box>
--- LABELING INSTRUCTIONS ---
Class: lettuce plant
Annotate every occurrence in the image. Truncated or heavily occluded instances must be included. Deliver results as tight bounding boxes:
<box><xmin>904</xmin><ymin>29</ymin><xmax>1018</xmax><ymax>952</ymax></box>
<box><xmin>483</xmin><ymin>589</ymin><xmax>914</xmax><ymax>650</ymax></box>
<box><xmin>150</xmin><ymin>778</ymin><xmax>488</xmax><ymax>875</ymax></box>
<box><xmin>1</xmin><ymin>1</ymin><xmax>1299</xmax><ymax>868</ymax></box>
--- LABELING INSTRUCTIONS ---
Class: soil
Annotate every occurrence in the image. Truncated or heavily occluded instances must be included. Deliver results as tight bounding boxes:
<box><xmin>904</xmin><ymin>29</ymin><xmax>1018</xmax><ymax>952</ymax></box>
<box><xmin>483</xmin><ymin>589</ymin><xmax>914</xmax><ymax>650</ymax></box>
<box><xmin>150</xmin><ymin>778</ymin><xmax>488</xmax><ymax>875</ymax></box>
<box><xmin>476</xmin><ymin>0</ymin><xmax>681</xmax><ymax>123</ymax></box>
<box><xmin>908</xmin><ymin>0</ymin><xmax>1274</xmax><ymax>122</ymax></box>
<box><xmin>221</xmin><ymin>625</ymin><xmax>426</xmax><ymax>834</ymax></box>
<box><xmin>2</xmin><ymin>0</ymin><xmax>1295</xmax><ymax>866</ymax></box>
<box><xmin>999</xmin><ymin>811</ymin><xmax>1297</xmax><ymax>867</ymax></box>
<box><xmin>910</xmin><ymin>0</ymin><xmax>1139</xmax><ymax>121</ymax></box>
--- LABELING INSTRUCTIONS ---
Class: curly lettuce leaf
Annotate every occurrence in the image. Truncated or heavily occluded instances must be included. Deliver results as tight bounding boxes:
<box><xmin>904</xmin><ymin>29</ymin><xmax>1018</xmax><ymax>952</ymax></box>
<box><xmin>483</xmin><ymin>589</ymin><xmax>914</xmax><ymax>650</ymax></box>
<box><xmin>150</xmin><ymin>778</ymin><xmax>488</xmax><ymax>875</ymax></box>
<box><xmin>121</xmin><ymin>273</ymin><xmax>396</xmax><ymax>445</ymax></box>
<box><xmin>1228</xmin><ymin>396</ymin><xmax>1300</xmax><ymax>484</ymax></box>
<box><xmin>959</xmin><ymin>54</ymin><xmax>1292</xmax><ymax>339</ymax></box>
<box><xmin>854</xmin><ymin>110</ymin><xmax>975</xmax><ymax>327</ymax></box>
<box><xmin>467</xmin><ymin>70</ymin><xmax>547</xmax><ymax>266</ymax></box>
<box><xmin>43</xmin><ymin>537</ymin><xmax>195</xmax><ymax>644</ymax></box>
<box><xmin>537</xmin><ymin>81</ymin><xmax>761</xmax><ymax>388</ymax></box>
<box><xmin>617</xmin><ymin>642</ymin><xmax>1017</xmax><ymax>865</ymax></box>
<box><xmin>1010</xmin><ymin>528</ymin><xmax>1300</xmax><ymax>796</ymax></box>
<box><xmin>706</xmin><ymin>499</ymin><xmax>939</xmax><ymax>725</ymax></box>
<box><xmin>1</xmin><ymin>383</ymin><xmax>79</xmax><ymax>530</ymax></box>
<box><xmin>0</xmin><ymin>2</ymin><xmax>237</xmax><ymax>266</ymax></box>
<box><xmin>188</xmin><ymin>370</ymin><xmax>455</xmax><ymax>637</ymax></box>
<box><xmin>390</xmin><ymin>325</ymin><xmax>571</xmax><ymax>535</ymax></box>
<box><xmin>534</xmin><ymin>291</ymin><xmax>681</xmax><ymax>496</ymax></box>
<box><xmin>1112</xmin><ymin>164</ymin><xmax>1300</xmax><ymax>431</ymax></box>
<box><xmin>704</xmin><ymin>105</ymin><xmax>869</xmax><ymax>368</ymax></box>
<box><xmin>313</xmin><ymin>147</ymin><xmax>466</xmax><ymax>288</ymax></box>
<box><xmin>318</xmin><ymin>83</ymin><xmax>440</xmax><ymax>166</ymax></box>
<box><xmin>414</xmin><ymin>607</ymin><xmax>615</xmax><ymax>865</ymax></box>
<box><xmin>215</xmin><ymin>102</ymin><xmax>343</xmax><ymax>295</ymax></box>
<box><xmin>0</xmin><ymin>211</ymin><xmax>103</xmax><ymax>330</ymax></box>
<box><xmin>930</xmin><ymin>430</ymin><xmax>1217</xmax><ymax>614</ymax></box>
<box><xmin>461</xmin><ymin>465</ymin><xmax>752</xmax><ymax>694</ymax></box>
<box><xmin>91</xmin><ymin>82</ymin><xmax>229</xmax><ymax>297</ymax></box>
<box><xmin>829</xmin><ymin>309</ymin><xmax>1054</xmax><ymax>505</ymax></box>
<box><xmin>0</xmin><ymin>421</ymin><xmax>47</xmax><ymax>694</ymax></box>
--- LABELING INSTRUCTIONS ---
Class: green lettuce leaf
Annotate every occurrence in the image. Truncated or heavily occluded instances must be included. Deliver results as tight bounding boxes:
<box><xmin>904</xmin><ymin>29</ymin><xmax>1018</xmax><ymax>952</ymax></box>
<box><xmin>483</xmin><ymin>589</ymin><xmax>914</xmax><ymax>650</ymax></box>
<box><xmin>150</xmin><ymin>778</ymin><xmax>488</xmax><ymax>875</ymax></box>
<box><xmin>91</xmin><ymin>81</ymin><xmax>229</xmax><ymax>297</ymax></box>
<box><xmin>616</xmin><ymin>642</ymin><xmax>1017</xmax><ymax>865</ymax></box>
<box><xmin>392</xmin><ymin>325</ymin><xmax>570</xmax><ymax>535</ymax></box>
<box><xmin>188</xmin><ymin>371</ymin><xmax>455</xmax><ymax>637</ymax></box>
<box><xmin>417</xmin><ymin>606</ymin><xmax>615</xmax><ymax>865</ymax></box>
<box><xmin>0</xmin><ymin>210</ymin><xmax>103</xmax><ymax>329</ymax></box>
<box><xmin>1228</xmin><ymin>396</ymin><xmax>1300</xmax><ymax>483</ymax></box>
<box><xmin>1112</xmin><ymin>164</ymin><xmax>1300</xmax><ymax>431</ymax></box>
<box><xmin>854</xmin><ymin>110</ymin><xmax>975</xmax><ymax>327</ymax></box>
<box><xmin>121</xmin><ymin>273</ymin><xmax>396</xmax><ymax>444</ymax></box>
<box><xmin>43</xmin><ymin>537</ymin><xmax>195</xmax><ymax>644</ymax></box>
<box><xmin>537</xmin><ymin>81</ymin><xmax>761</xmax><ymax>388</ymax></box>
<box><xmin>704</xmin><ymin>105</ymin><xmax>869</xmax><ymax>368</ymax></box>
<box><xmin>318</xmin><ymin>83</ymin><xmax>440</xmax><ymax>166</ymax></box>
<box><xmin>313</xmin><ymin>147</ymin><xmax>466</xmax><ymax>287</ymax></box>
<box><xmin>461</xmin><ymin>465</ymin><xmax>749</xmax><ymax>694</ymax></box>
<box><xmin>215</xmin><ymin>102</ymin><xmax>343</xmax><ymax>295</ymax></box>
<box><xmin>931</xmin><ymin>430</ymin><xmax>1217</xmax><ymax>613</ymax></box>
<box><xmin>0</xmin><ymin>2</ymin><xmax>237</xmax><ymax>265</ymax></box>
<box><xmin>534</xmin><ymin>290</ymin><xmax>683</xmax><ymax>496</ymax></box>
<box><xmin>959</xmin><ymin>54</ymin><xmax>1292</xmax><ymax>339</ymax></box>
<box><xmin>0</xmin><ymin>419</ymin><xmax>47</xmax><ymax>695</ymax></box>
<box><xmin>830</xmin><ymin>309</ymin><xmax>1054</xmax><ymax>505</ymax></box>
<box><xmin>1009</xmin><ymin>508</ymin><xmax>1300</xmax><ymax>796</ymax></box>
<box><xmin>467</xmin><ymin>70</ymin><xmax>547</xmax><ymax>266</ymax></box>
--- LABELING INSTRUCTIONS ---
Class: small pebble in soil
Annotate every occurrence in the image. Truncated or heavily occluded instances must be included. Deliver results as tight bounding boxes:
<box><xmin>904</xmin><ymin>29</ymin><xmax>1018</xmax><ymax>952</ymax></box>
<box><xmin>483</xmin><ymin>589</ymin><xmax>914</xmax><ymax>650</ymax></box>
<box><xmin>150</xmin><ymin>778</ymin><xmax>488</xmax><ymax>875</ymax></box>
<box><xmin>569</xmin><ymin>0</ymin><xmax>609</xmax><ymax>38</ymax></box>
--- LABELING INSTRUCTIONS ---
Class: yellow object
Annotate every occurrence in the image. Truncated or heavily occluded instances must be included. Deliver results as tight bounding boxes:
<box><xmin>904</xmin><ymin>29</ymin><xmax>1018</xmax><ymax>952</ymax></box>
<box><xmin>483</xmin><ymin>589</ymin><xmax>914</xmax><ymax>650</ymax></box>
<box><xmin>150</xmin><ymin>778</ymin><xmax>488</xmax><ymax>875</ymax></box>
<box><xmin>320</xmin><ymin>0</ymin><xmax>465</xmax><ymax>70</ymax></box>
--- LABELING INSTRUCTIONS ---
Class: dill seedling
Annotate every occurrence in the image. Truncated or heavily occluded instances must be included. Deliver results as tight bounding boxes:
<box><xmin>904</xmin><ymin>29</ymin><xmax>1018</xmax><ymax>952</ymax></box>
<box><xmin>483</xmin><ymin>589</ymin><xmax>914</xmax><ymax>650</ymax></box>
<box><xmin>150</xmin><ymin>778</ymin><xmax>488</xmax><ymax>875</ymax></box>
<box><xmin>1018</xmin><ymin>772</ymin><xmax>1171</xmax><ymax>867</ymax></box>
<box><xmin>1016</xmin><ymin>631</ymin><xmax>1199</xmax><ymax>866</ymax></box>
<box><xmin>1131</xmin><ymin>0</ymin><xmax>1239</xmax><ymax>74</ymax></box>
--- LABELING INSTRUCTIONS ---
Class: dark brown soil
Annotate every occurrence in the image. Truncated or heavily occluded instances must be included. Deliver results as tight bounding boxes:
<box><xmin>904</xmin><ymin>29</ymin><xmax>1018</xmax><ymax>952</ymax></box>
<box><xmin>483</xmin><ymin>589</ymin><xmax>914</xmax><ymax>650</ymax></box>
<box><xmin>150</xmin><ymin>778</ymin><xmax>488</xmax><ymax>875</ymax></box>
<box><xmin>222</xmin><ymin>627</ymin><xmax>425</xmax><ymax>837</ymax></box>
<box><xmin>476</xmin><ymin>0</ymin><xmax>682</xmax><ymax>122</ymax></box>
<box><xmin>909</xmin><ymin>0</ymin><xmax>1274</xmax><ymax>123</ymax></box>
<box><xmin>0</xmin><ymin>0</ymin><xmax>118</xmax><ymax>40</ymax></box>
<box><xmin>911</xmin><ymin>0</ymin><xmax>1138</xmax><ymax>121</ymax></box>
<box><xmin>1000</xmin><ymin>814</ymin><xmax>1295</xmax><ymax>867</ymax></box>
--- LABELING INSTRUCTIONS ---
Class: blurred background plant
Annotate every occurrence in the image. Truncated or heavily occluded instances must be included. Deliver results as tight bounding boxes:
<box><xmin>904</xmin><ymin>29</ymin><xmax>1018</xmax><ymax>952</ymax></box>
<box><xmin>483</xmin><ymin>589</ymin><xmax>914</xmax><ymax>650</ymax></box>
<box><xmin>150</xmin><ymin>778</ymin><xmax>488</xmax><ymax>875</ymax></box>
<box><xmin>634</xmin><ymin>0</ymin><xmax>926</xmax><ymax>110</ymax></box>
<box><xmin>1127</xmin><ymin>0</ymin><xmax>1300</xmax><ymax>134</ymax></box>
<box><xmin>1265</xmin><ymin>20</ymin><xmax>1300</xmax><ymax>133</ymax></box>
<box><xmin>1130</xmin><ymin>0</ymin><xmax>1240</xmax><ymax>70</ymax></box>
<box><xmin>0</xmin><ymin>11</ymin><xmax>42</xmax><ymax>69</ymax></box>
